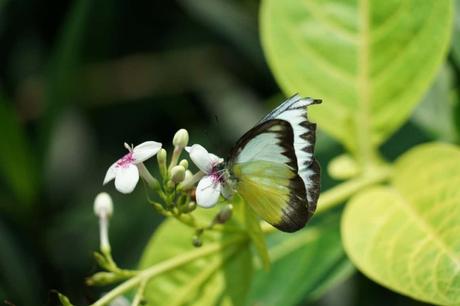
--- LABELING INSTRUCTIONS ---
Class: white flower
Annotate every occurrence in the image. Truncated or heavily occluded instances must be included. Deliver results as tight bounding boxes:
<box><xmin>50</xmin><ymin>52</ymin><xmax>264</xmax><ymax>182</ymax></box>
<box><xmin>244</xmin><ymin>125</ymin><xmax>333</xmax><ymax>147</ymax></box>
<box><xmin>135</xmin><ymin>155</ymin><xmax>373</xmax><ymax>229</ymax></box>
<box><xmin>103</xmin><ymin>141</ymin><xmax>162</xmax><ymax>194</ymax></box>
<box><xmin>185</xmin><ymin>144</ymin><xmax>229</xmax><ymax>208</ymax></box>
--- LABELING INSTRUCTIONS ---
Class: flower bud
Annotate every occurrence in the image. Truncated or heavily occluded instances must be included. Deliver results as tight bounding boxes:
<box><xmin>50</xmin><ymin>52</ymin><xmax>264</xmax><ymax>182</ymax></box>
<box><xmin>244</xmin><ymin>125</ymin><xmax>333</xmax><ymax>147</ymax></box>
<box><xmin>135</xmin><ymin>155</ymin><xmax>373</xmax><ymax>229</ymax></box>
<box><xmin>86</xmin><ymin>271</ymin><xmax>119</xmax><ymax>286</ymax></box>
<box><xmin>157</xmin><ymin>148</ymin><xmax>167</xmax><ymax>177</ymax></box>
<box><xmin>184</xmin><ymin>170</ymin><xmax>193</xmax><ymax>181</ymax></box>
<box><xmin>192</xmin><ymin>235</ymin><xmax>202</xmax><ymax>247</ymax></box>
<box><xmin>167</xmin><ymin>180</ymin><xmax>176</xmax><ymax>189</ymax></box>
<box><xmin>173</xmin><ymin>129</ymin><xmax>189</xmax><ymax>148</ymax></box>
<box><xmin>179</xmin><ymin>159</ymin><xmax>189</xmax><ymax>170</ymax></box>
<box><xmin>182</xmin><ymin>200</ymin><xmax>197</xmax><ymax>213</ymax></box>
<box><xmin>171</xmin><ymin>165</ymin><xmax>186</xmax><ymax>183</ymax></box>
<box><xmin>157</xmin><ymin>148</ymin><xmax>167</xmax><ymax>165</ymax></box>
<box><xmin>214</xmin><ymin>205</ymin><xmax>233</xmax><ymax>224</ymax></box>
<box><xmin>94</xmin><ymin>192</ymin><xmax>113</xmax><ymax>218</ymax></box>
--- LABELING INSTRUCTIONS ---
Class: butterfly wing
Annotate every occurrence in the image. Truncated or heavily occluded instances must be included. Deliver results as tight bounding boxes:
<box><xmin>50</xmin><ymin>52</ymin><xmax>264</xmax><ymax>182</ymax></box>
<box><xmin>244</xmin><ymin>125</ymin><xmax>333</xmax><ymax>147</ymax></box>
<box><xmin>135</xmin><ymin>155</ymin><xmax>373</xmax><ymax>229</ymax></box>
<box><xmin>261</xmin><ymin>94</ymin><xmax>321</xmax><ymax>209</ymax></box>
<box><xmin>228</xmin><ymin>95</ymin><xmax>320</xmax><ymax>232</ymax></box>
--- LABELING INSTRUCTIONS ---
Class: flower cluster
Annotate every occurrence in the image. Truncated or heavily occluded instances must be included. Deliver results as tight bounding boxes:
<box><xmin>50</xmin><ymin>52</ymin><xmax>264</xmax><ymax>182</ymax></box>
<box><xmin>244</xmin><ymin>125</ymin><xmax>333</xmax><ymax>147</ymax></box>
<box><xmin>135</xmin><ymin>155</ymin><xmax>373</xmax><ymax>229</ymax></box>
<box><xmin>102</xmin><ymin>129</ymin><xmax>233</xmax><ymax>211</ymax></box>
<box><xmin>78</xmin><ymin>130</ymin><xmax>237</xmax><ymax>305</ymax></box>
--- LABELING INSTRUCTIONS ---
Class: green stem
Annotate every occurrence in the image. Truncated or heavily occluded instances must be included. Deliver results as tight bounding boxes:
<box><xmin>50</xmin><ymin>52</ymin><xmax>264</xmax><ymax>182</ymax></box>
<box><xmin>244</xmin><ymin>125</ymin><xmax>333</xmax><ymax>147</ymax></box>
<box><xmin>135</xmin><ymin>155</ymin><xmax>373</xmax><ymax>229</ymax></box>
<box><xmin>316</xmin><ymin>167</ymin><xmax>390</xmax><ymax>214</ymax></box>
<box><xmin>131</xmin><ymin>279</ymin><xmax>146</xmax><ymax>306</ymax></box>
<box><xmin>89</xmin><ymin>236</ymin><xmax>245</xmax><ymax>306</ymax></box>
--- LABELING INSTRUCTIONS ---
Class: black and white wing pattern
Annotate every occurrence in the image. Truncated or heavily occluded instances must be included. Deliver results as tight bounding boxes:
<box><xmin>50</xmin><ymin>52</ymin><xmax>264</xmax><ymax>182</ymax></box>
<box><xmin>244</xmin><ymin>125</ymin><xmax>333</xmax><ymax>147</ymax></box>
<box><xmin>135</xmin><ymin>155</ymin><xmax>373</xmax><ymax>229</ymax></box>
<box><xmin>260</xmin><ymin>94</ymin><xmax>321</xmax><ymax>213</ymax></box>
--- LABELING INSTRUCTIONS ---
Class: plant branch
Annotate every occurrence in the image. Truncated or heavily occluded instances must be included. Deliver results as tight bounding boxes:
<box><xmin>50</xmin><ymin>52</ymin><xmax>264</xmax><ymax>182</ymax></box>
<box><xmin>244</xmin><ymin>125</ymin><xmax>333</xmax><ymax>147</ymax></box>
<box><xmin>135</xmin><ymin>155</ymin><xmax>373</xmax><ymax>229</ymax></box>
<box><xmin>316</xmin><ymin>166</ymin><xmax>390</xmax><ymax>214</ymax></box>
<box><xmin>89</xmin><ymin>235</ymin><xmax>246</xmax><ymax>306</ymax></box>
<box><xmin>131</xmin><ymin>279</ymin><xmax>146</xmax><ymax>306</ymax></box>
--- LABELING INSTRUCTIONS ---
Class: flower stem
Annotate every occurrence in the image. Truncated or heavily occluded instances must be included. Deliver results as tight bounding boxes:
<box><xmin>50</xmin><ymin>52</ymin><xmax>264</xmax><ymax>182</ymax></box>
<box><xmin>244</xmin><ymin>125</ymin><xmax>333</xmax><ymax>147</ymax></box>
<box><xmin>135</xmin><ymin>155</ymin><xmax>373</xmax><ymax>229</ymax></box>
<box><xmin>89</xmin><ymin>236</ymin><xmax>245</xmax><ymax>306</ymax></box>
<box><xmin>131</xmin><ymin>279</ymin><xmax>147</xmax><ymax>306</ymax></box>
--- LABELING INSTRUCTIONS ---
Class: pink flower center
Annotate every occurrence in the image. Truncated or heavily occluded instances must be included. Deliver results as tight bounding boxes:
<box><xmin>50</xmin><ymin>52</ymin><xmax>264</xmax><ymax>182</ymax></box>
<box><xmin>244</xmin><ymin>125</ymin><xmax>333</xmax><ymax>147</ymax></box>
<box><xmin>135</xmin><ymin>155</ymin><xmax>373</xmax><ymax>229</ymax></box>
<box><xmin>116</xmin><ymin>152</ymin><xmax>135</xmax><ymax>168</ymax></box>
<box><xmin>209</xmin><ymin>166</ymin><xmax>224</xmax><ymax>184</ymax></box>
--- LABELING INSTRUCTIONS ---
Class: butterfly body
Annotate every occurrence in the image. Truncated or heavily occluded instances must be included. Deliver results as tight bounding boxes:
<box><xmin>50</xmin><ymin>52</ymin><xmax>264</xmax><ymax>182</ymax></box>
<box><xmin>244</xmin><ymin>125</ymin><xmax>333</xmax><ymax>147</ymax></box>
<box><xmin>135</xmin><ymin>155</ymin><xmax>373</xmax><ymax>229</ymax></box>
<box><xmin>226</xmin><ymin>94</ymin><xmax>321</xmax><ymax>232</ymax></box>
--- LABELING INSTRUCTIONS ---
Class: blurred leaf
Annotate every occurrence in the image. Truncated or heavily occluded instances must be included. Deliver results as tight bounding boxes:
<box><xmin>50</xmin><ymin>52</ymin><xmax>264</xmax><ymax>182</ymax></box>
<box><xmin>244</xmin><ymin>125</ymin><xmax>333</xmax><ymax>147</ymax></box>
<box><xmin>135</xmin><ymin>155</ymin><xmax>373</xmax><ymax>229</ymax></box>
<box><xmin>0</xmin><ymin>98</ymin><xmax>38</xmax><ymax>207</ymax></box>
<box><xmin>41</xmin><ymin>0</ymin><xmax>92</xmax><ymax>148</ymax></box>
<box><xmin>342</xmin><ymin>143</ymin><xmax>460</xmax><ymax>305</ymax></box>
<box><xmin>412</xmin><ymin>64</ymin><xmax>459</xmax><ymax>142</ymax></box>
<box><xmin>0</xmin><ymin>220</ymin><xmax>41</xmax><ymax>305</ymax></box>
<box><xmin>0</xmin><ymin>0</ymin><xmax>7</xmax><ymax>11</ymax></box>
<box><xmin>453</xmin><ymin>0</ymin><xmax>460</xmax><ymax>65</ymax></box>
<box><xmin>261</xmin><ymin>0</ymin><xmax>453</xmax><ymax>156</ymax></box>
<box><xmin>234</xmin><ymin>195</ymin><xmax>270</xmax><ymax>270</ymax></box>
<box><xmin>248</xmin><ymin>209</ymin><xmax>353</xmax><ymax>306</ymax></box>
<box><xmin>139</xmin><ymin>208</ymin><xmax>253</xmax><ymax>306</ymax></box>
<box><xmin>179</xmin><ymin>0</ymin><xmax>262</xmax><ymax>65</ymax></box>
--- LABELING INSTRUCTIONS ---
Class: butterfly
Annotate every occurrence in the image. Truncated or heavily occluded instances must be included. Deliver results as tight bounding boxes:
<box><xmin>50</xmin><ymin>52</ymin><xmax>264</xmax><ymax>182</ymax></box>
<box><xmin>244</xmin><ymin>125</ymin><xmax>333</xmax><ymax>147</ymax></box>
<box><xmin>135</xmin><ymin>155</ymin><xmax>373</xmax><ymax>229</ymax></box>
<box><xmin>225</xmin><ymin>94</ymin><xmax>321</xmax><ymax>232</ymax></box>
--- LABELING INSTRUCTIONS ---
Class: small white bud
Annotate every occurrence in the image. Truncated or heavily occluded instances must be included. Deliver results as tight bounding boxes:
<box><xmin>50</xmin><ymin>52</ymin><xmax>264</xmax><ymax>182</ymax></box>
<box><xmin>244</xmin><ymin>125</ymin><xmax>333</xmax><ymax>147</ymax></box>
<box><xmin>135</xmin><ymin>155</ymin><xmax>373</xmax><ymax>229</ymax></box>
<box><xmin>184</xmin><ymin>170</ymin><xmax>193</xmax><ymax>181</ymax></box>
<box><xmin>173</xmin><ymin>129</ymin><xmax>189</xmax><ymax>148</ymax></box>
<box><xmin>94</xmin><ymin>192</ymin><xmax>113</xmax><ymax>218</ymax></box>
<box><xmin>171</xmin><ymin>165</ymin><xmax>186</xmax><ymax>183</ymax></box>
<box><xmin>157</xmin><ymin>148</ymin><xmax>167</xmax><ymax>164</ymax></box>
<box><xmin>179</xmin><ymin>159</ymin><xmax>189</xmax><ymax>169</ymax></box>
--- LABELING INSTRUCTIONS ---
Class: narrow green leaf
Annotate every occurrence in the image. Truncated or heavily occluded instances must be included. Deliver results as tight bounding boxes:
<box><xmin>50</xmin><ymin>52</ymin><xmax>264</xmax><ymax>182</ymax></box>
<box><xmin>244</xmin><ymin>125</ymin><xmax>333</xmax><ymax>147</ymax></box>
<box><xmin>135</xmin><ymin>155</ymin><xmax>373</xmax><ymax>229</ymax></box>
<box><xmin>342</xmin><ymin>143</ymin><xmax>460</xmax><ymax>305</ymax></box>
<box><xmin>139</xmin><ymin>208</ymin><xmax>253</xmax><ymax>306</ymax></box>
<box><xmin>233</xmin><ymin>195</ymin><xmax>270</xmax><ymax>270</ymax></box>
<box><xmin>248</xmin><ymin>210</ymin><xmax>354</xmax><ymax>306</ymax></box>
<box><xmin>261</xmin><ymin>0</ymin><xmax>453</xmax><ymax>156</ymax></box>
<box><xmin>41</xmin><ymin>0</ymin><xmax>92</xmax><ymax>147</ymax></box>
<box><xmin>0</xmin><ymin>98</ymin><xmax>38</xmax><ymax>207</ymax></box>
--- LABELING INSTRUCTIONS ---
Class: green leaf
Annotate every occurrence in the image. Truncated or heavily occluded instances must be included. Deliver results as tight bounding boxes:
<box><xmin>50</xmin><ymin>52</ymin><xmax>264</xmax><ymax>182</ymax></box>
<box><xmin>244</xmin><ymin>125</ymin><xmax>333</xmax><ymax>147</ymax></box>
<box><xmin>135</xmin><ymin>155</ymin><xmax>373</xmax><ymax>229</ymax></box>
<box><xmin>412</xmin><ymin>64</ymin><xmax>459</xmax><ymax>142</ymax></box>
<box><xmin>233</xmin><ymin>195</ymin><xmax>270</xmax><ymax>270</ymax></box>
<box><xmin>139</xmin><ymin>208</ymin><xmax>253</xmax><ymax>306</ymax></box>
<box><xmin>41</xmin><ymin>0</ymin><xmax>92</xmax><ymax>147</ymax></box>
<box><xmin>178</xmin><ymin>0</ymin><xmax>262</xmax><ymax>66</ymax></box>
<box><xmin>452</xmin><ymin>0</ymin><xmax>460</xmax><ymax>66</ymax></box>
<box><xmin>0</xmin><ymin>220</ymin><xmax>41</xmax><ymax>305</ymax></box>
<box><xmin>261</xmin><ymin>0</ymin><xmax>453</xmax><ymax>156</ymax></box>
<box><xmin>0</xmin><ymin>97</ymin><xmax>38</xmax><ymax>207</ymax></box>
<box><xmin>248</xmin><ymin>209</ymin><xmax>354</xmax><ymax>306</ymax></box>
<box><xmin>342</xmin><ymin>143</ymin><xmax>460</xmax><ymax>305</ymax></box>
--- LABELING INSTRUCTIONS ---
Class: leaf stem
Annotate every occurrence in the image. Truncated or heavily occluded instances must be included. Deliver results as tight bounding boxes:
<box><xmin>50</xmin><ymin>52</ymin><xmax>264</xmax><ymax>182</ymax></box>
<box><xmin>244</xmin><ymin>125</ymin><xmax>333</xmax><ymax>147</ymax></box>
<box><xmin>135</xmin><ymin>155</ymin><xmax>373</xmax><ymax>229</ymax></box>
<box><xmin>316</xmin><ymin>167</ymin><xmax>390</xmax><ymax>214</ymax></box>
<box><xmin>89</xmin><ymin>236</ymin><xmax>245</xmax><ymax>306</ymax></box>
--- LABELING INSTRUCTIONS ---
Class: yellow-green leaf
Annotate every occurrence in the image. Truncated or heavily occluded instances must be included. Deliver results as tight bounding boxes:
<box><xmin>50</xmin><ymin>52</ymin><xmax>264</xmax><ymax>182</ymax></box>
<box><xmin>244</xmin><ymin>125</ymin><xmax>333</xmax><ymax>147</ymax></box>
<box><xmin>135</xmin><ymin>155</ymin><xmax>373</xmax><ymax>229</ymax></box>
<box><xmin>248</xmin><ymin>210</ymin><xmax>354</xmax><ymax>306</ymax></box>
<box><xmin>139</xmin><ymin>208</ymin><xmax>253</xmax><ymax>306</ymax></box>
<box><xmin>233</xmin><ymin>195</ymin><xmax>270</xmax><ymax>270</ymax></box>
<box><xmin>342</xmin><ymin>143</ymin><xmax>460</xmax><ymax>305</ymax></box>
<box><xmin>261</xmin><ymin>0</ymin><xmax>453</xmax><ymax>156</ymax></box>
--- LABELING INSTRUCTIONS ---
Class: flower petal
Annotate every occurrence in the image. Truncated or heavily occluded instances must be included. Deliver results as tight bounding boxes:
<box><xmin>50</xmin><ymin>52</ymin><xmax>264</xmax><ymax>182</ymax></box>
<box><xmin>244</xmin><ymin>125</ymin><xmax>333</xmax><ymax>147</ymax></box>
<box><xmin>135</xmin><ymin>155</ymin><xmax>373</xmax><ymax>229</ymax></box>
<box><xmin>185</xmin><ymin>144</ymin><xmax>216</xmax><ymax>173</ymax></box>
<box><xmin>103</xmin><ymin>162</ymin><xmax>118</xmax><ymax>185</ymax></box>
<box><xmin>209</xmin><ymin>153</ymin><xmax>224</xmax><ymax>165</ymax></box>
<box><xmin>114</xmin><ymin>164</ymin><xmax>139</xmax><ymax>194</ymax></box>
<box><xmin>196</xmin><ymin>175</ymin><xmax>221</xmax><ymax>208</ymax></box>
<box><xmin>132</xmin><ymin>141</ymin><xmax>162</xmax><ymax>163</ymax></box>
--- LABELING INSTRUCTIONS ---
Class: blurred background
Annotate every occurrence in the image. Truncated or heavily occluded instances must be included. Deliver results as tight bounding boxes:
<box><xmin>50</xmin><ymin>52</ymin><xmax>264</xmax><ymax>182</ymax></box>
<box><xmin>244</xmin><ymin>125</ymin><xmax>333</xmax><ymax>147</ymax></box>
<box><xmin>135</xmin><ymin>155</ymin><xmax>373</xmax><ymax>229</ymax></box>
<box><xmin>0</xmin><ymin>0</ymin><xmax>459</xmax><ymax>305</ymax></box>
